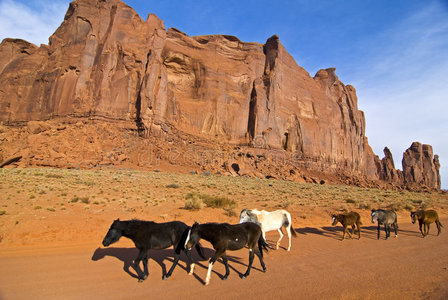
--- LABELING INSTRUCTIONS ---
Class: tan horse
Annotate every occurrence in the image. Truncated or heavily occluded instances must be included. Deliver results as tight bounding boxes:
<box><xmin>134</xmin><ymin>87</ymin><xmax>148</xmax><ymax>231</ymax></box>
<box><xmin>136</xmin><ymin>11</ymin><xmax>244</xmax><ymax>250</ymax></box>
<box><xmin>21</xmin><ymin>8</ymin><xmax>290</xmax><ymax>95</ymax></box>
<box><xmin>331</xmin><ymin>211</ymin><xmax>362</xmax><ymax>240</ymax></box>
<box><xmin>411</xmin><ymin>209</ymin><xmax>443</xmax><ymax>237</ymax></box>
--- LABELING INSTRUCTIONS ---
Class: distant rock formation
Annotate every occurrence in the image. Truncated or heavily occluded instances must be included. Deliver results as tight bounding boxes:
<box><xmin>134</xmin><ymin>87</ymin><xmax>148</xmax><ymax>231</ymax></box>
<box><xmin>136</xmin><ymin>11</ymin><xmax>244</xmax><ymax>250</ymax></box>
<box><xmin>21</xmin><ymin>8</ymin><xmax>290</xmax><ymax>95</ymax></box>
<box><xmin>0</xmin><ymin>0</ymin><xmax>441</xmax><ymax>190</ymax></box>
<box><xmin>378</xmin><ymin>147</ymin><xmax>403</xmax><ymax>185</ymax></box>
<box><xmin>402</xmin><ymin>142</ymin><xmax>441</xmax><ymax>190</ymax></box>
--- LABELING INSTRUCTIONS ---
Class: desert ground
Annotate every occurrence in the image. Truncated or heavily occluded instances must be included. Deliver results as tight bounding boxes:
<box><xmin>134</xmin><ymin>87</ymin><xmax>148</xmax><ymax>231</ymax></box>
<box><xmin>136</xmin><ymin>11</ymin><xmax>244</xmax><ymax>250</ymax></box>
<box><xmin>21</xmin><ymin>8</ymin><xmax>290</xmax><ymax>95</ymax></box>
<box><xmin>0</xmin><ymin>167</ymin><xmax>447</xmax><ymax>299</ymax></box>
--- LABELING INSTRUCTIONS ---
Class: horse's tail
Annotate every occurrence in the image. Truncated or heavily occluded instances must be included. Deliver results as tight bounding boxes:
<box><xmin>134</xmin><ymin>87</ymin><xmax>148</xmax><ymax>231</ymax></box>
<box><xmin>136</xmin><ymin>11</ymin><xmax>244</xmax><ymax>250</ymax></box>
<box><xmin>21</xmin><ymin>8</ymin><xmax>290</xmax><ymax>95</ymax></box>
<box><xmin>258</xmin><ymin>235</ymin><xmax>271</xmax><ymax>258</ymax></box>
<box><xmin>285</xmin><ymin>213</ymin><xmax>297</xmax><ymax>237</ymax></box>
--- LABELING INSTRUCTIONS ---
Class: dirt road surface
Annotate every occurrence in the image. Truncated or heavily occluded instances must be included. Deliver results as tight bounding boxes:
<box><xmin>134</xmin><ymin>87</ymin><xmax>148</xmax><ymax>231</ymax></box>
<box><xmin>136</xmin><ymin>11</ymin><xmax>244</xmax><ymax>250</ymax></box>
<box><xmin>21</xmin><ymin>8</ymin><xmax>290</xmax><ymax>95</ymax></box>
<box><xmin>1</xmin><ymin>217</ymin><xmax>447</xmax><ymax>300</ymax></box>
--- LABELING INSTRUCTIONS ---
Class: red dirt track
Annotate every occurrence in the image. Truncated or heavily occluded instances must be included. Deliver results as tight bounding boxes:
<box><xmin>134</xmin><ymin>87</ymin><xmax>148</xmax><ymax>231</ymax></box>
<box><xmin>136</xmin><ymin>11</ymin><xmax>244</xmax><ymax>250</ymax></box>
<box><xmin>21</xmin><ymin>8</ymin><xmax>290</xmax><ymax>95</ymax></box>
<box><xmin>1</xmin><ymin>217</ymin><xmax>447</xmax><ymax>300</ymax></box>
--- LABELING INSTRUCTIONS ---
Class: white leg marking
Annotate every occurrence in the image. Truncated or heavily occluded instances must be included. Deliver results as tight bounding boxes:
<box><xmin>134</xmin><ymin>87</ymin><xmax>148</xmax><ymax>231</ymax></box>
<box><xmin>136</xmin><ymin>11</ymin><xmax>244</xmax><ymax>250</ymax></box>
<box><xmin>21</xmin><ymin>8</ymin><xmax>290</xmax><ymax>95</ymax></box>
<box><xmin>188</xmin><ymin>263</ymin><xmax>195</xmax><ymax>275</ymax></box>
<box><xmin>205</xmin><ymin>262</ymin><xmax>214</xmax><ymax>285</ymax></box>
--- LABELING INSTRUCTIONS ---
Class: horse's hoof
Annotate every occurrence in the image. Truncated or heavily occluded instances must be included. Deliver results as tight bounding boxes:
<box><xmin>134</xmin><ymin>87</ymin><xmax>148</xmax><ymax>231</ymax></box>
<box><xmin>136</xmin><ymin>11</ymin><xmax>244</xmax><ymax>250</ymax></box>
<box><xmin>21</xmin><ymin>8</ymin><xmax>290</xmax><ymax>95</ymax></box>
<box><xmin>263</xmin><ymin>268</ymin><xmax>267</xmax><ymax>273</ymax></box>
<box><xmin>221</xmin><ymin>276</ymin><xmax>228</xmax><ymax>281</ymax></box>
<box><xmin>162</xmin><ymin>275</ymin><xmax>168</xmax><ymax>280</ymax></box>
<box><xmin>241</xmin><ymin>275</ymin><xmax>246</xmax><ymax>279</ymax></box>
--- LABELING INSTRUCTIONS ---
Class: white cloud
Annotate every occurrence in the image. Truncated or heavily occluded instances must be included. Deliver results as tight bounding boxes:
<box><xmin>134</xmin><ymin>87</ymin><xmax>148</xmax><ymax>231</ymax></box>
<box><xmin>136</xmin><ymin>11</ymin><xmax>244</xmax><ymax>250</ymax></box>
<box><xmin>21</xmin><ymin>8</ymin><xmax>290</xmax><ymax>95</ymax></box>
<box><xmin>346</xmin><ymin>2</ymin><xmax>448</xmax><ymax>188</ymax></box>
<box><xmin>0</xmin><ymin>0</ymin><xmax>68</xmax><ymax>45</ymax></box>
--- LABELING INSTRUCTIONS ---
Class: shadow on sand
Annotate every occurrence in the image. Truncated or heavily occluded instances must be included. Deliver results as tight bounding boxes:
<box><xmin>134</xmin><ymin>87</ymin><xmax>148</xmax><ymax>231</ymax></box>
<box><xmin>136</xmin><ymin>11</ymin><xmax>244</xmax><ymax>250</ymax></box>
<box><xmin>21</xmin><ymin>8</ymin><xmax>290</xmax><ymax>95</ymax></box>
<box><xmin>295</xmin><ymin>224</ymin><xmax>421</xmax><ymax>240</ymax></box>
<box><xmin>91</xmin><ymin>246</ymin><xmax>263</xmax><ymax>284</ymax></box>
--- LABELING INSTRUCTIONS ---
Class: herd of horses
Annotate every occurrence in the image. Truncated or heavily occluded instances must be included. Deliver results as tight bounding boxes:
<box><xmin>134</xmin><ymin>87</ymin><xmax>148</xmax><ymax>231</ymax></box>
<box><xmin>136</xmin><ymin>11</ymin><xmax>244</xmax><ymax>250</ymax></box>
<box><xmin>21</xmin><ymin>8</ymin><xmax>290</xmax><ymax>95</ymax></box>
<box><xmin>101</xmin><ymin>208</ymin><xmax>443</xmax><ymax>285</ymax></box>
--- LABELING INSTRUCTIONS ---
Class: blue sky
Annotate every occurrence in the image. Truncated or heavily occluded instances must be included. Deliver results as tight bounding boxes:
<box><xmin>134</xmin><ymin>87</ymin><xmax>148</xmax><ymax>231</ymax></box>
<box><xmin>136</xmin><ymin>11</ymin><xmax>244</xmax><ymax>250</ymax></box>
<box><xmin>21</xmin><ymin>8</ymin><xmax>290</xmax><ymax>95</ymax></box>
<box><xmin>1</xmin><ymin>0</ymin><xmax>447</xmax><ymax>188</ymax></box>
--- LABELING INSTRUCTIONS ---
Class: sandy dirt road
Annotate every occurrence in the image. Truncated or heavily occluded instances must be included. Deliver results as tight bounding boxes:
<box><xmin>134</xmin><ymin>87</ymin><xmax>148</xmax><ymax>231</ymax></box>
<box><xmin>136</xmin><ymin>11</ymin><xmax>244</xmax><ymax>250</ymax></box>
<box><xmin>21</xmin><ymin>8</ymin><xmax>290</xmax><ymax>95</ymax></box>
<box><xmin>1</xmin><ymin>217</ymin><xmax>447</xmax><ymax>300</ymax></box>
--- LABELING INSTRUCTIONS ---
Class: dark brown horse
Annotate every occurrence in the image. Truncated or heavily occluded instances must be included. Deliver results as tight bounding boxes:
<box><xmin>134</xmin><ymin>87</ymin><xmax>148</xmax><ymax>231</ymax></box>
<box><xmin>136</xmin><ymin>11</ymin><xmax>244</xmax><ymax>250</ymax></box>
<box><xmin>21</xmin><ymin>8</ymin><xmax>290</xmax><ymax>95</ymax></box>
<box><xmin>185</xmin><ymin>222</ymin><xmax>269</xmax><ymax>285</ymax></box>
<box><xmin>411</xmin><ymin>209</ymin><xmax>443</xmax><ymax>237</ymax></box>
<box><xmin>331</xmin><ymin>211</ymin><xmax>362</xmax><ymax>240</ymax></box>
<box><xmin>102</xmin><ymin>219</ymin><xmax>204</xmax><ymax>282</ymax></box>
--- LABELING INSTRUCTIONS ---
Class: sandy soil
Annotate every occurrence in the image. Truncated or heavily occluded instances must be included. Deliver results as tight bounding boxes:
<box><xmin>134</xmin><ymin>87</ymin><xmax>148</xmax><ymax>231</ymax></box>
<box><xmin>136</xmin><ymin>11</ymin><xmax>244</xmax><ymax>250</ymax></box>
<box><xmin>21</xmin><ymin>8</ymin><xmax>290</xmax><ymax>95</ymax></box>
<box><xmin>1</xmin><ymin>169</ymin><xmax>447</xmax><ymax>299</ymax></box>
<box><xmin>1</xmin><ymin>215</ymin><xmax>447</xmax><ymax>300</ymax></box>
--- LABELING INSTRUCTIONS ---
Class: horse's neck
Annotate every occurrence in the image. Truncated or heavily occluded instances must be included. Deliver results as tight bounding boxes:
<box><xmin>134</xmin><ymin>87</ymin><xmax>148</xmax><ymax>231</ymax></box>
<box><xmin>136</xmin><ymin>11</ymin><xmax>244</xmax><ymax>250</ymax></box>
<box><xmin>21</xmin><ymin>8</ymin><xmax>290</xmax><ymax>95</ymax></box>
<box><xmin>198</xmin><ymin>224</ymin><xmax>220</xmax><ymax>242</ymax></box>
<box><xmin>121</xmin><ymin>221</ymin><xmax>140</xmax><ymax>239</ymax></box>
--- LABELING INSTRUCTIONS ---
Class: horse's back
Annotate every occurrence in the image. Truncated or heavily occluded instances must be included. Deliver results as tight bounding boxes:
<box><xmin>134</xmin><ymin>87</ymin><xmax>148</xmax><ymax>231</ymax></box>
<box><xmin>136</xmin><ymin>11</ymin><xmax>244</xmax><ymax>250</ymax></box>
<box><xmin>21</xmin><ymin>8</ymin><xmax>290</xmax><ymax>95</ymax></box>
<box><xmin>423</xmin><ymin>210</ymin><xmax>439</xmax><ymax>222</ymax></box>
<box><xmin>137</xmin><ymin>221</ymin><xmax>188</xmax><ymax>249</ymax></box>
<box><xmin>258</xmin><ymin>209</ymin><xmax>291</xmax><ymax>231</ymax></box>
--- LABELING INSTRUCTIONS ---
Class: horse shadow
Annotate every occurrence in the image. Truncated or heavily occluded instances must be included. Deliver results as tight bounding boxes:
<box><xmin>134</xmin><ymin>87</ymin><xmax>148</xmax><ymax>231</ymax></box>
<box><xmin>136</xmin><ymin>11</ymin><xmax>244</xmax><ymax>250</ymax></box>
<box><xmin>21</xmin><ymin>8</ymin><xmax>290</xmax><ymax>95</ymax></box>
<box><xmin>91</xmin><ymin>246</ymin><xmax>254</xmax><ymax>283</ymax></box>
<box><xmin>295</xmin><ymin>224</ymin><xmax>421</xmax><ymax>240</ymax></box>
<box><xmin>361</xmin><ymin>225</ymin><xmax>421</xmax><ymax>239</ymax></box>
<box><xmin>295</xmin><ymin>226</ymin><xmax>346</xmax><ymax>240</ymax></box>
<box><xmin>92</xmin><ymin>247</ymin><xmax>210</xmax><ymax>280</ymax></box>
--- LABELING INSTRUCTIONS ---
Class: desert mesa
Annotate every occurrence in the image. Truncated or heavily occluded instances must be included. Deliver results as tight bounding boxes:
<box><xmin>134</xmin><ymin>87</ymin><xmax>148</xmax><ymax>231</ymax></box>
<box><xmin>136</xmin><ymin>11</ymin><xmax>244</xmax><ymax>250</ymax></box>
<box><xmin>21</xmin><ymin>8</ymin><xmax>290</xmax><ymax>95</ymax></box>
<box><xmin>0</xmin><ymin>0</ymin><xmax>441</xmax><ymax>190</ymax></box>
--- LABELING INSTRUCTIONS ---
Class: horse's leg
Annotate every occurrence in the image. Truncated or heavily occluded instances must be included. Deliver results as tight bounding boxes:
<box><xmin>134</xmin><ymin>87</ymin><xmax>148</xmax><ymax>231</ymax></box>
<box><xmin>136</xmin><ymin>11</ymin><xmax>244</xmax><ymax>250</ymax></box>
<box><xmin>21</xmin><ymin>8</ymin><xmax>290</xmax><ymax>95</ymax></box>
<box><xmin>393</xmin><ymin>223</ymin><xmax>398</xmax><ymax>238</ymax></box>
<box><xmin>254</xmin><ymin>248</ymin><xmax>267</xmax><ymax>272</ymax></box>
<box><xmin>426</xmin><ymin>223</ymin><xmax>431</xmax><ymax>237</ymax></box>
<box><xmin>142</xmin><ymin>252</ymin><xmax>149</xmax><ymax>277</ymax></box>
<box><xmin>342</xmin><ymin>225</ymin><xmax>348</xmax><ymax>240</ymax></box>
<box><xmin>285</xmin><ymin>225</ymin><xmax>291</xmax><ymax>251</ymax></box>
<box><xmin>164</xmin><ymin>249</ymin><xmax>182</xmax><ymax>280</ymax></box>
<box><xmin>356</xmin><ymin>222</ymin><xmax>361</xmax><ymax>239</ymax></box>
<box><xmin>384</xmin><ymin>225</ymin><xmax>389</xmax><ymax>240</ymax></box>
<box><xmin>205</xmin><ymin>252</ymin><xmax>221</xmax><ymax>285</ymax></box>
<box><xmin>184</xmin><ymin>249</ymin><xmax>195</xmax><ymax>275</ymax></box>
<box><xmin>347</xmin><ymin>225</ymin><xmax>353</xmax><ymax>238</ymax></box>
<box><xmin>242</xmin><ymin>249</ymin><xmax>255</xmax><ymax>279</ymax></box>
<box><xmin>134</xmin><ymin>249</ymin><xmax>147</xmax><ymax>282</ymax></box>
<box><xmin>436</xmin><ymin>220</ymin><xmax>442</xmax><ymax>236</ymax></box>
<box><xmin>276</xmin><ymin>228</ymin><xmax>284</xmax><ymax>250</ymax></box>
<box><xmin>377</xmin><ymin>224</ymin><xmax>381</xmax><ymax>240</ymax></box>
<box><xmin>418</xmin><ymin>220</ymin><xmax>424</xmax><ymax>237</ymax></box>
<box><xmin>221</xmin><ymin>255</ymin><xmax>230</xmax><ymax>280</ymax></box>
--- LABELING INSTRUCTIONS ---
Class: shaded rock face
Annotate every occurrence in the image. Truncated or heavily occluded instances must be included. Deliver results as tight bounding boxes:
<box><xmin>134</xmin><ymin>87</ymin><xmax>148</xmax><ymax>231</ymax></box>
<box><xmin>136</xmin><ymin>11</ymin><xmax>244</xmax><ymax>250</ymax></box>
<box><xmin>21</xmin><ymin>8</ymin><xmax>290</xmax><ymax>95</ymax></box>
<box><xmin>378</xmin><ymin>147</ymin><xmax>403</xmax><ymax>185</ymax></box>
<box><xmin>0</xmin><ymin>0</ymin><xmax>441</xmax><ymax>189</ymax></box>
<box><xmin>402</xmin><ymin>142</ymin><xmax>441</xmax><ymax>189</ymax></box>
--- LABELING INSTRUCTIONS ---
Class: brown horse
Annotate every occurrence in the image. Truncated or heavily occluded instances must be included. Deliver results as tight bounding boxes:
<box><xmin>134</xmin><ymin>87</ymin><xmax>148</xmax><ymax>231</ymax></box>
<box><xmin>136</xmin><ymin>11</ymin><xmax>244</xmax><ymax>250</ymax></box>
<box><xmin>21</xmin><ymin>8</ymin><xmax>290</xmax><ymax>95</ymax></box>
<box><xmin>331</xmin><ymin>211</ymin><xmax>362</xmax><ymax>240</ymax></box>
<box><xmin>410</xmin><ymin>209</ymin><xmax>443</xmax><ymax>237</ymax></box>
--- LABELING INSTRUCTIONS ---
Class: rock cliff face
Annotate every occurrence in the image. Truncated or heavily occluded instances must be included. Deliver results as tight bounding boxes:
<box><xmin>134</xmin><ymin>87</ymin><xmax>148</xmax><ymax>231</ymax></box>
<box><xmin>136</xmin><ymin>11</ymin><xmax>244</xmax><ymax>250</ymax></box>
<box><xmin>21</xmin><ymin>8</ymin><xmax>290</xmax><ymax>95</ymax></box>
<box><xmin>0</xmin><ymin>0</ymin><xmax>441</xmax><ymax>190</ymax></box>
<box><xmin>402</xmin><ymin>142</ymin><xmax>441</xmax><ymax>190</ymax></box>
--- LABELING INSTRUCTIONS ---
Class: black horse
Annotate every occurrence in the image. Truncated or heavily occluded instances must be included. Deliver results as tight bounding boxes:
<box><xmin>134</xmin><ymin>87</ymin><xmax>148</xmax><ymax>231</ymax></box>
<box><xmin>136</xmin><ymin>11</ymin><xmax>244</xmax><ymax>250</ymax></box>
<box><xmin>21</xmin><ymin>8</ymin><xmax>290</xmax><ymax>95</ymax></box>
<box><xmin>102</xmin><ymin>219</ymin><xmax>204</xmax><ymax>282</ymax></box>
<box><xmin>185</xmin><ymin>222</ymin><xmax>269</xmax><ymax>285</ymax></box>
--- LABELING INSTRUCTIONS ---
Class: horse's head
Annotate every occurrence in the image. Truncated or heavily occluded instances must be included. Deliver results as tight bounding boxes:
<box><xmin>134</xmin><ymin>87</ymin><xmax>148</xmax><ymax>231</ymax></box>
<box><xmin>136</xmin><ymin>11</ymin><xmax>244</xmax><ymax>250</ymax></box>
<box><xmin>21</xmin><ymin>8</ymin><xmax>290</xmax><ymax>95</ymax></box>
<box><xmin>371</xmin><ymin>209</ymin><xmax>378</xmax><ymax>224</ymax></box>
<box><xmin>410</xmin><ymin>211</ymin><xmax>417</xmax><ymax>224</ymax></box>
<box><xmin>239</xmin><ymin>209</ymin><xmax>251</xmax><ymax>224</ymax></box>
<box><xmin>185</xmin><ymin>222</ymin><xmax>200</xmax><ymax>251</ymax></box>
<box><xmin>331</xmin><ymin>214</ymin><xmax>339</xmax><ymax>226</ymax></box>
<box><xmin>102</xmin><ymin>218</ymin><xmax>123</xmax><ymax>247</ymax></box>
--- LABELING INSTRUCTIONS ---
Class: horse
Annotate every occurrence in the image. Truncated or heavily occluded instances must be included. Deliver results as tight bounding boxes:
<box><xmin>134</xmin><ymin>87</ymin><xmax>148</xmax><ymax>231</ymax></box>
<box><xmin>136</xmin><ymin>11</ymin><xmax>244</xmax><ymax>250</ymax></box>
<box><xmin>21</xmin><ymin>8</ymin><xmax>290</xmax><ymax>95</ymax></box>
<box><xmin>410</xmin><ymin>209</ymin><xmax>443</xmax><ymax>237</ymax></box>
<box><xmin>102</xmin><ymin>219</ymin><xmax>204</xmax><ymax>282</ymax></box>
<box><xmin>239</xmin><ymin>209</ymin><xmax>297</xmax><ymax>251</ymax></box>
<box><xmin>331</xmin><ymin>211</ymin><xmax>362</xmax><ymax>240</ymax></box>
<box><xmin>184</xmin><ymin>222</ymin><xmax>269</xmax><ymax>285</ymax></box>
<box><xmin>371</xmin><ymin>209</ymin><xmax>398</xmax><ymax>240</ymax></box>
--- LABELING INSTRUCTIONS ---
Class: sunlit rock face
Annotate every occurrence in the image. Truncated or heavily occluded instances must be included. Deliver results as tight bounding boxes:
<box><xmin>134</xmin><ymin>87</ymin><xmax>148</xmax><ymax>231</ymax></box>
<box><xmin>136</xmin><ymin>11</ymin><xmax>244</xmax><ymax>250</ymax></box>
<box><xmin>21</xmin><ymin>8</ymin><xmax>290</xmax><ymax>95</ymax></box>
<box><xmin>0</xmin><ymin>0</ymin><xmax>440</xmax><ymax>190</ymax></box>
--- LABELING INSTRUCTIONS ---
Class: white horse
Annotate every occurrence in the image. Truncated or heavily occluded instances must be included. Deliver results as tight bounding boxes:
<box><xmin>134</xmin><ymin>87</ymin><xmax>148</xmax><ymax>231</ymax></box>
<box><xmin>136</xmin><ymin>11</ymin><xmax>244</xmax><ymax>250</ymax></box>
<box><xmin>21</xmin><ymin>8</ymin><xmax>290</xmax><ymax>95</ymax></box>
<box><xmin>239</xmin><ymin>209</ymin><xmax>297</xmax><ymax>251</ymax></box>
